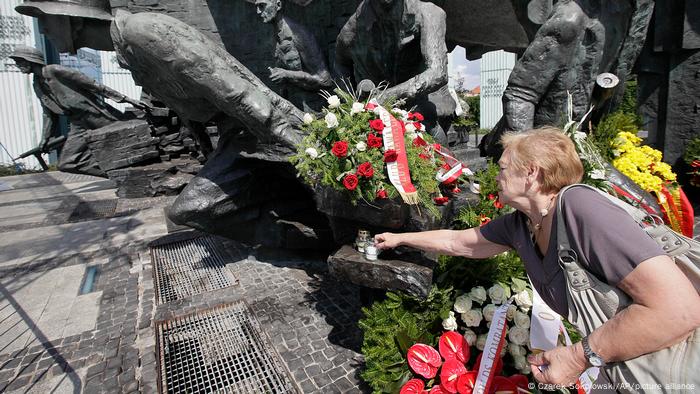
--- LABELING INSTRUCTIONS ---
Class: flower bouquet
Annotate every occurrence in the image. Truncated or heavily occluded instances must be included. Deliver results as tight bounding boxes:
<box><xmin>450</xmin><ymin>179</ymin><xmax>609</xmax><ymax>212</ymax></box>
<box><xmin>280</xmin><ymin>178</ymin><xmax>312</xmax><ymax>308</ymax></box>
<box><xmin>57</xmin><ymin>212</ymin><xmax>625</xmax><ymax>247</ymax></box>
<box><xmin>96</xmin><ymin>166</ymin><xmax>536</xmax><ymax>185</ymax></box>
<box><xmin>290</xmin><ymin>86</ymin><xmax>468</xmax><ymax>216</ymax></box>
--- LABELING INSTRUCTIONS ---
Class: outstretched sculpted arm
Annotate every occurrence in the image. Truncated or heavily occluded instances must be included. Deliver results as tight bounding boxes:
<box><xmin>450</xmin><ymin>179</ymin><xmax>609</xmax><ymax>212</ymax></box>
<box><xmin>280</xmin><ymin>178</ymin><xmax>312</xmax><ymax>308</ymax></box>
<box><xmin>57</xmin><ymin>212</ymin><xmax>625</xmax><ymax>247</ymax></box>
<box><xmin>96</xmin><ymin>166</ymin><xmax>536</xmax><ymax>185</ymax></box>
<box><xmin>48</xmin><ymin>65</ymin><xmax>142</xmax><ymax>107</ymax></box>
<box><xmin>500</xmin><ymin>2</ymin><xmax>584</xmax><ymax>131</ymax></box>
<box><xmin>382</xmin><ymin>3</ymin><xmax>448</xmax><ymax>102</ymax></box>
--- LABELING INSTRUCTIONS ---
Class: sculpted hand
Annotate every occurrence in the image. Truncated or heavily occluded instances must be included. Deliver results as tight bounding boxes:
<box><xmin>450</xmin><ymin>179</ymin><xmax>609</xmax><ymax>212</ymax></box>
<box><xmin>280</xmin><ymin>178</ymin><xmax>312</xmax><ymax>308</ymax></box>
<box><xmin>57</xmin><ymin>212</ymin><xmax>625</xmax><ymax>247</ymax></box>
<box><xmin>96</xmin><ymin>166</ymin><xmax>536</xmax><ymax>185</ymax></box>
<box><xmin>529</xmin><ymin>344</ymin><xmax>588</xmax><ymax>387</ymax></box>
<box><xmin>374</xmin><ymin>233</ymin><xmax>402</xmax><ymax>250</ymax></box>
<box><xmin>269</xmin><ymin>67</ymin><xmax>288</xmax><ymax>83</ymax></box>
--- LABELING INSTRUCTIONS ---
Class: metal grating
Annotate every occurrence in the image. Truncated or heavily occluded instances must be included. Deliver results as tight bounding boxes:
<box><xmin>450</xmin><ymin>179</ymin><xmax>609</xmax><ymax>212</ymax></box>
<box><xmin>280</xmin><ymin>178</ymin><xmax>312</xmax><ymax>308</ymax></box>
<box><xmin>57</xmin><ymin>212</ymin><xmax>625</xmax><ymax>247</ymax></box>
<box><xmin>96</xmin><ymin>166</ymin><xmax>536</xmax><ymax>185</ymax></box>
<box><xmin>157</xmin><ymin>302</ymin><xmax>298</xmax><ymax>394</ymax></box>
<box><xmin>151</xmin><ymin>236</ymin><xmax>237</xmax><ymax>304</ymax></box>
<box><xmin>67</xmin><ymin>199</ymin><xmax>118</xmax><ymax>222</ymax></box>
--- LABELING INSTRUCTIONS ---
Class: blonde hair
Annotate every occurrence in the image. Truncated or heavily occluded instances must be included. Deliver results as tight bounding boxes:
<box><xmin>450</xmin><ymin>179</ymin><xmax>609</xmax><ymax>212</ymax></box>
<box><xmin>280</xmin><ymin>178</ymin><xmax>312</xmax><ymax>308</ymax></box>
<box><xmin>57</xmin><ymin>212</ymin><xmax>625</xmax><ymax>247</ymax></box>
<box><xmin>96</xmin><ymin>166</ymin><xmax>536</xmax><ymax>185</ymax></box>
<box><xmin>500</xmin><ymin>127</ymin><xmax>583</xmax><ymax>193</ymax></box>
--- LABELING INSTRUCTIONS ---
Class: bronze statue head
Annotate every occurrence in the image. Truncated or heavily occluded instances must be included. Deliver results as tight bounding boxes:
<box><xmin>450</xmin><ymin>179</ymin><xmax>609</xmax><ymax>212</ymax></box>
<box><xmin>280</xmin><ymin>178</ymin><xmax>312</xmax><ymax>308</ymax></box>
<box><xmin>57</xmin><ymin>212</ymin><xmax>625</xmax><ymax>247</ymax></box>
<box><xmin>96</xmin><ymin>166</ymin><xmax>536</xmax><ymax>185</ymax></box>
<box><xmin>255</xmin><ymin>0</ymin><xmax>281</xmax><ymax>24</ymax></box>
<box><xmin>9</xmin><ymin>45</ymin><xmax>45</xmax><ymax>73</ymax></box>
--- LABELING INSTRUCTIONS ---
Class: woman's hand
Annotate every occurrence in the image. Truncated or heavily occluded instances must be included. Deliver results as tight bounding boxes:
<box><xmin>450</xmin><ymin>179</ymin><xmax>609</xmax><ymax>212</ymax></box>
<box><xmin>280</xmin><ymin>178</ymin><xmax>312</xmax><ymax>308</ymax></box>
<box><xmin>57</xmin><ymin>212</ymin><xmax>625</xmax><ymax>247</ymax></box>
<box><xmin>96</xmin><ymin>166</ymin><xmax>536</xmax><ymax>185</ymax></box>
<box><xmin>528</xmin><ymin>343</ymin><xmax>588</xmax><ymax>388</ymax></box>
<box><xmin>374</xmin><ymin>232</ymin><xmax>402</xmax><ymax>250</ymax></box>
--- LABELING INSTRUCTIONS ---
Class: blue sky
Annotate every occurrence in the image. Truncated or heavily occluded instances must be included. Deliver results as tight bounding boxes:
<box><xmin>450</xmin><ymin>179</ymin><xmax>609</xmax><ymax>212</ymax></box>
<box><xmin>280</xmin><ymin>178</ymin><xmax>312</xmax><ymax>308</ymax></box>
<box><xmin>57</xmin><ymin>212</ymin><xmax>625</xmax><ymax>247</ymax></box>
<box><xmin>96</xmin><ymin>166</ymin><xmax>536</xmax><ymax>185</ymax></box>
<box><xmin>448</xmin><ymin>46</ymin><xmax>480</xmax><ymax>91</ymax></box>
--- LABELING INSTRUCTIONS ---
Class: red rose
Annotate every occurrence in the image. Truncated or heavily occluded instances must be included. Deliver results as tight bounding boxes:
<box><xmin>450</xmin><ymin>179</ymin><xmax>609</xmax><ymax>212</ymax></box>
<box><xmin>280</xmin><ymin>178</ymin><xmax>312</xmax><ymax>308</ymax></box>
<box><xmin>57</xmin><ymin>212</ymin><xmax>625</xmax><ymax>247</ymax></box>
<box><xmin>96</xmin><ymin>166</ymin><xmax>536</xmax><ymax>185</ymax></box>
<box><xmin>400</xmin><ymin>379</ymin><xmax>426</xmax><ymax>394</ymax></box>
<box><xmin>331</xmin><ymin>141</ymin><xmax>348</xmax><ymax>158</ymax></box>
<box><xmin>365</xmin><ymin>102</ymin><xmax>378</xmax><ymax>110</ymax></box>
<box><xmin>408</xmin><ymin>111</ymin><xmax>424</xmax><ymax>121</ymax></box>
<box><xmin>384</xmin><ymin>149</ymin><xmax>398</xmax><ymax>162</ymax></box>
<box><xmin>370</xmin><ymin>119</ymin><xmax>386</xmax><ymax>132</ymax></box>
<box><xmin>433</xmin><ymin>143</ymin><xmax>442</xmax><ymax>151</ymax></box>
<box><xmin>367</xmin><ymin>133</ymin><xmax>383</xmax><ymax>148</ymax></box>
<box><xmin>493</xmin><ymin>199</ymin><xmax>504</xmax><ymax>209</ymax></box>
<box><xmin>488</xmin><ymin>194</ymin><xmax>496</xmax><ymax>200</ymax></box>
<box><xmin>376</xmin><ymin>189</ymin><xmax>388</xmax><ymax>199</ymax></box>
<box><xmin>419</xmin><ymin>153</ymin><xmax>431</xmax><ymax>160</ymax></box>
<box><xmin>413</xmin><ymin>136</ymin><xmax>428</xmax><ymax>147</ymax></box>
<box><xmin>357</xmin><ymin>162</ymin><xmax>374</xmax><ymax>178</ymax></box>
<box><xmin>343</xmin><ymin>174</ymin><xmax>359</xmax><ymax>190</ymax></box>
<box><xmin>414</xmin><ymin>122</ymin><xmax>423</xmax><ymax>131</ymax></box>
<box><xmin>434</xmin><ymin>196</ymin><xmax>449</xmax><ymax>205</ymax></box>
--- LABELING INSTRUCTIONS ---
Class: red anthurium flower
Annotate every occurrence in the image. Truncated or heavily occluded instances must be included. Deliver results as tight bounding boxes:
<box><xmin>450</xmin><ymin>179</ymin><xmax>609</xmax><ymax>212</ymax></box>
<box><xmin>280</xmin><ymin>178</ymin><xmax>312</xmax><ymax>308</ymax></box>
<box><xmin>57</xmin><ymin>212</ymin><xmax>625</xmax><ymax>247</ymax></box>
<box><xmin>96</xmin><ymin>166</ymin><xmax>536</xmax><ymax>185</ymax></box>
<box><xmin>365</xmin><ymin>102</ymin><xmax>378</xmax><ymax>111</ymax></box>
<box><xmin>367</xmin><ymin>133</ymin><xmax>383</xmax><ymax>148</ymax></box>
<box><xmin>490</xmin><ymin>376</ymin><xmax>518</xmax><ymax>394</ymax></box>
<box><xmin>473</xmin><ymin>352</ymin><xmax>503</xmax><ymax>377</ymax></box>
<box><xmin>407</xmin><ymin>343</ymin><xmax>442</xmax><ymax>379</ymax></box>
<box><xmin>439</xmin><ymin>331</ymin><xmax>470</xmax><ymax>363</ymax></box>
<box><xmin>493</xmin><ymin>199</ymin><xmax>504</xmax><ymax>209</ymax></box>
<box><xmin>376</xmin><ymin>189</ymin><xmax>388</xmax><ymax>199</ymax></box>
<box><xmin>400</xmin><ymin>378</ymin><xmax>427</xmax><ymax>394</ymax></box>
<box><xmin>409</xmin><ymin>112</ymin><xmax>425</xmax><ymax>121</ymax></box>
<box><xmin>331</xmin><ymin>140</ymin><xmax>349</xmax><ymax>158</ymax></box>
<box><xmin>357</xmin><ymin>162</ymin><xmax>374</xmax><ymax>178</ymax></box>
<box><xmin>692</xmin><ymin>159</ymin><xmax>700</xmax><ymax>168</ymax></box>
<box><xmin>479</xmin><ymin>215</ymin><xmax>491</xmax><ymax>226</ymax></box>
<box><xmin>413</xmin><ymin>137</ymin><xmax>428</xmax><ymax>147</ymax></box>
<box><xmin>434</xmin><ymin>196</ymin><xmax>449</xmax><ymax>205</ymax></box>
<box><xmin>507</xmin><ymin>375</ymin><xmax>530</xmax><ymax>392</ymax></box>
<box><xmin>370</xmin><ymin>119</ymin><xmax>386</xmax><ymax>132</ymax></box>
<box><xmin>430</xmin><ymin>385</ymin><xmax>448</xmax><ymax>394</ymax></box>
<box><xmin>440</xmin><ymin>359</ymin><xmax>468</xmax><ymax>393</ymax></box>
<box><xmin>343</xmin><ymin>174</ymin><xmax>359</xmax><ymax>190</ymax></box>
<box><xmin>456</xmin><ymin>371</ymin><xmax>477</xmax><ymax>394</ymax></box>
<box><xmin>384</xmin><ymin>149</ymin><xmax>398</xmax><ymax>162</ymax></box>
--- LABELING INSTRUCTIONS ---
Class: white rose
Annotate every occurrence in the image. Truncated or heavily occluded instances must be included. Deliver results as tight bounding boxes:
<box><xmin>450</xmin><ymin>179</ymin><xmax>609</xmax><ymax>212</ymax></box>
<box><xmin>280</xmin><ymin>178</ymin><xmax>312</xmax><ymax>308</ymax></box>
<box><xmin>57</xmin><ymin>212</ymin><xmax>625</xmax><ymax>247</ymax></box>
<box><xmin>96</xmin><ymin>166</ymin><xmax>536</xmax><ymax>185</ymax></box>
<box><xmin>324</xmin><ymin>112</ymin><xmax>339</xmax><ymax>128</ymax></box>
<box><xmin>442</xmin><ymin>311</ymin><xmax>458</xmax><ymax>331</ymax></box>
<box><xmin>514</xmin><ymin>311</ymin><xmax>531</xmax><ymax>328</ymax></box>
<box><xmin>355</xmin><ymin>141</ymin><xmax>367</xmax><ymax>152</ymax></box>
<box><xmin>488</xmin><ymin>284</ymin><xmax>508</xmax><ymax>304</ymax></box>
<box><xmin>469</xmin><ymin>286</ymin><xmax>487</xmax><ymax>304</ymax></box>
<box><xmin>514</xmin><ymin>290</ymin><xmax>532</xmax><ymax>311</ymax></box>
<box><xmin>327</xmin><ymin>95</ymin><xmax>341</xmax><ymax>108</ymax></box>
<box><xmin>508</xmin><ymin>326</ymin><xmax>529</xmax><ymax>346</ymax></box>
<box><xmin>304</xmin><ymin>147</ymin><xmax>318</xmax><ymax>159</ymax></box>
<box><xmin>351</xmin><ymin>102</ymin><xmax>364</xmax><ymax>114</ymax></box>
<box><xmin>513</xmin><ymin>354</ymin><xmax>528</xmax><ymax>371</ymax></box>
<box><xmin>505</xmin><ymin>304</ymin><xmax>517</xmax><ymax>321</ymax></box>
<box><xmin>404</xmin><ymin>123</ymin><xmax>416</xmax><ymax>134</ymax></box>
<box><xmin>302</xmin><ymin>113</ymin><xmax>315</xmax><ymax>125</ymax></box>
<box><xmin>482</xmin><ymin>304</ymin><xmax>497</xmax><ymax>322</ymax></box>
<box><xmin>453</xmin><ymin>295</ymin><xmax>472</xmax><ymax>314</ymax></box>
<box><xmin>508</xmin><ymin>343</ymin><xmax>526</xmax><ymax>357</ymax></box>
<box><xmin>476</xmin><ymin>334</ymin><xmax>488</xmax><ymax>351</ymax></box>
<box><xmin>463</xmin><ymin>328</ymin><xmax>477</xmax><ymax>347</ymax></box>
<box><xmin>461</xmin><ymin>309</ymin><xmax>482</xmax><ymax>327</ymax></box>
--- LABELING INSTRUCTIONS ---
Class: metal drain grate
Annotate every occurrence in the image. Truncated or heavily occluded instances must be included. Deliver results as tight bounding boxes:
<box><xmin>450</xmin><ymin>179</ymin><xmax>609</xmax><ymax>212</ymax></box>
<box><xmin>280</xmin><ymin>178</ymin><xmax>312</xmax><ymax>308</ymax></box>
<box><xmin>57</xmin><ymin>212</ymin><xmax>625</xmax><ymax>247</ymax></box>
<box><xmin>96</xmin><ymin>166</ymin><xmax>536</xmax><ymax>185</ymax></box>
<box><xmin>67</xmin><ymin>199</ymin><xmax>118</xmax><ymax>222</ymax></box>
<box><xmin>151</xmin><ymin>236</ymin><xmax>237</xmax><ymax>304</ymax></box>
<box><xmin>157</xmin><ymin>302</ymin><xmax>298</xmax><ymax>394</ymax></box>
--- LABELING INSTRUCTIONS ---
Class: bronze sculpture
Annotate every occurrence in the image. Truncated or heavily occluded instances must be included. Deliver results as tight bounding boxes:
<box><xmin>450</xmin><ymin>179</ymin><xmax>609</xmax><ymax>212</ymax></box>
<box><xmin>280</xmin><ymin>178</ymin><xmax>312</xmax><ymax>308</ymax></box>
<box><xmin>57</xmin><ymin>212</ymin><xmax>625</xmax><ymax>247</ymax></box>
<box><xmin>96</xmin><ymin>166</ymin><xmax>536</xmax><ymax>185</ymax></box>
<box><xmin>10</xmin><ymin>45</ymin><xmax>142</xmax><ymax>176</ymax></box>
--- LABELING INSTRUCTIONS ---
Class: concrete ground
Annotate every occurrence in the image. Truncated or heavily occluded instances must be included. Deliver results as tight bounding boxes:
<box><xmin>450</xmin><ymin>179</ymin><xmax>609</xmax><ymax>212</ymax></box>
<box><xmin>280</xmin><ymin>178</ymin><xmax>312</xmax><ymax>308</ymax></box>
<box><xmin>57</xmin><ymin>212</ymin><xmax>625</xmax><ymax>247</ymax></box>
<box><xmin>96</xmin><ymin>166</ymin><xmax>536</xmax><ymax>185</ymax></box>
<box><xmin>0</xmin><ymin>171</ymin><xmax>367</xmax><ymax>393</ymax></box>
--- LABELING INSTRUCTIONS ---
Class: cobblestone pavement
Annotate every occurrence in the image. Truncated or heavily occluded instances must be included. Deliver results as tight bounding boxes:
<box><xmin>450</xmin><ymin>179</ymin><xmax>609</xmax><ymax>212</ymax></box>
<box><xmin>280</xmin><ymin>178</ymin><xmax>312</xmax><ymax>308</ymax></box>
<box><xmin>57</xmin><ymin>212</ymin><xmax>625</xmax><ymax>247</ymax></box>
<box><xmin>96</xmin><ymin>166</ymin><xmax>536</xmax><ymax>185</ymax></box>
<box><xmin>0</xmin><ymin>172</ymin><xmax>369</xmax><ymax>393</ymax></box>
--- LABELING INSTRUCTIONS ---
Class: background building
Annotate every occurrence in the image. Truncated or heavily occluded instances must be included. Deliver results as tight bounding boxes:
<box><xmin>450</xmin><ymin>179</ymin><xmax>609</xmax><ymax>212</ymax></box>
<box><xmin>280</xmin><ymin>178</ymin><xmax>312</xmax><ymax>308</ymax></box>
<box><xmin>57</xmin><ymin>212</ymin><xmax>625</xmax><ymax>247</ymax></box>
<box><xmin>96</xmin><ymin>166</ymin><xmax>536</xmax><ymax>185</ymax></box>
<box><xmin>479</xmin><ymin>50</ymin><xmax>516</xmax><ymax>129</ymax></box>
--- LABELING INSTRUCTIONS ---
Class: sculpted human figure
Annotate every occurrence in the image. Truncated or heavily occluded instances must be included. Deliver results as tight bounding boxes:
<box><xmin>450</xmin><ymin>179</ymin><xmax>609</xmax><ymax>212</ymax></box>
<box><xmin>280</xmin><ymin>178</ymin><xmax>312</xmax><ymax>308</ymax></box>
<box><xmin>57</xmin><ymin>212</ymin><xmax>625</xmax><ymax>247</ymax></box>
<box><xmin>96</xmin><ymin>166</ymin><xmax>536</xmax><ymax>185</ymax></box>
<box><xmin>10</xmin><ymin>45</ymin><xmax>142</xmax><ymax>176</ymax></box>
<box><xmin>335</xmin><ymin>0</ymin><xmax>455</xmax><ymax>143</ymax></box>
<box><xmin>15</xmin><ymin>0</ymin><xmax>306</xmax><ymax>232</ymax></box>
<box><xmin>255</xmin><ymin>0</ymin><xmax>333</xmax><ymax>110</ymax></box>
<box><xmin>479</xmin><ymin>0</ymin><xmax>653</xmax><ymax>157</ymax></box>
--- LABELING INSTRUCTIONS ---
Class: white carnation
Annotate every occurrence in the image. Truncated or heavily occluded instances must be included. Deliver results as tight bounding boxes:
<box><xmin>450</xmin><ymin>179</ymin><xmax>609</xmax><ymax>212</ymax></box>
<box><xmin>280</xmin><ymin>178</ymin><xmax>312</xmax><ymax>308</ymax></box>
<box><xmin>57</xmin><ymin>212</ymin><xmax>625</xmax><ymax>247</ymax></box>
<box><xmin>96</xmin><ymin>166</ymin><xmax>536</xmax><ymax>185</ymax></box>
<box><xmin>508</xmin><ymin>326</ymin><xmax>529</xmax><ymax>346</ymax></box>
<box><xmin>453</xmin><ymin>294</ymin><xmax>472</xmax><ymax>314</ymax></box>
<box><xmin>463</xmin><ymin>329</ymin><xmax>477</xmax><ymax>347</ymax></box>
<box><xmin>469</xmin><ymin>286</ymin><xmax>487</xmax><ymax>304</ymax></box>
<box><xmin>476</xmin><ymin>334</ymin><xmax>488</xmax><ymax>351</ymax></box>
<box><xmin>482</xmin><ymin>304</ymin><xmax>497</xmax><ymax>322</ymax></box>
<box><xmin>327</xmin><ymin>95</ymin><xmax>341</xmax><ymax>108</ymax></box>
<box><xmin>405</xmin><ymin>123</ymin><xmax>416</xmax><ymax>134</ymax></box>
<box><xmin>351</xmin><ymin>102</ymin><xmax>364</xmax><ymax>114</ymax></box>
<box><xmin>461</xmin><ymin>309</ymin><xmax>482</xmax><ymax>327</ymax></box>
<box><xmin>392</xmin><ymin>108</ymin><xmax>408</xmax><ymax>120</ymax></box>
<box><xmin>514</xmin><ymin>290</ymin><xmax>532</xmax><ymax>311</ymax></box>
<box><xmin>508</xmin><ymin>343</ymin><xmax>526</xmax><ymax>357</ymax></box>
<box><xmin>514</xmin><ymin>311</ymin><xmax>531</xmax><ymax>328</ymax></box>
<box><xmin>488</xmin><ymin>284</ymin><xmax>508</xmax><ymax>304</ymax></box>
<box><xmin>302</xmin><ymin>113</ymin><xmax>315</xmax><ymax>125</ymax></box>
<box><xmin>324</xmin><ymin>112</ymin><xmax>339</xmax><ymax>128</ymax></box>
<box><xmin>304</xmin><ymin>147</ymin><xmax>318</xmax><ymax>159</ymax></box>
<box><xmin>442</xmin><ymin>311</ymin><xmax>458</xmax><ymax>331</ymax></box>
<box><xmin>356</xmin><ymin>141</ymin><xmax>367</xmax><ymax>152</ymax></box>
<box><xmin>505</xmin><ymin>304</ymin><xmax>517</xmax><ymax>321</ymax></box>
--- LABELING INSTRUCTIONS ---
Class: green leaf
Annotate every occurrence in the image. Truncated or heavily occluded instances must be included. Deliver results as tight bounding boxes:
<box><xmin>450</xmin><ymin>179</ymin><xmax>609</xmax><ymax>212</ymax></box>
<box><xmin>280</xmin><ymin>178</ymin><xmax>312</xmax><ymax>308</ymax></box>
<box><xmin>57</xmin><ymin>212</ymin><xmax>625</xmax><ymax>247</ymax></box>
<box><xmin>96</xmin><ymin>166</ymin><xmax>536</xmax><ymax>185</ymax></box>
<box><xmin>395</xmin><ymin>330</ymin><xmax>413</xmax><ymax>355</ymax></box>
<box><xmin>384</xmin><ymin>370</ymin><xmax>413</xmax><ymax>394</ymax></box>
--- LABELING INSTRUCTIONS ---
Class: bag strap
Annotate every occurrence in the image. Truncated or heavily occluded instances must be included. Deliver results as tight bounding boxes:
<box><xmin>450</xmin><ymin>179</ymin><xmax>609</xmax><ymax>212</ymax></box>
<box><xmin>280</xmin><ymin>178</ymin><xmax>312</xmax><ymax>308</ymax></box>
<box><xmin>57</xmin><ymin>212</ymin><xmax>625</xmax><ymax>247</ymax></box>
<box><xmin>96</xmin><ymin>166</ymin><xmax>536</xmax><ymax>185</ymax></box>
<box><xmin>556</xmin><ymin>185</ymin><xmax>595</xmax><ymax>291</ymax></box>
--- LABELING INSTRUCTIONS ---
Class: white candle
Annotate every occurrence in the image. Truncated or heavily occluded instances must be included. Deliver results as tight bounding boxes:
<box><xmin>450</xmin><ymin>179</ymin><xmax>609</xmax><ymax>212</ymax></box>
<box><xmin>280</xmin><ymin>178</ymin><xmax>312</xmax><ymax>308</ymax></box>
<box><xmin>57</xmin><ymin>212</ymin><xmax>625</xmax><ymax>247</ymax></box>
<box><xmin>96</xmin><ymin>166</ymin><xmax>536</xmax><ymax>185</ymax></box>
<box><xmin>365</xmin><ymin>244</ymin><xmax>378</xmax><ymax>261</ymax></box>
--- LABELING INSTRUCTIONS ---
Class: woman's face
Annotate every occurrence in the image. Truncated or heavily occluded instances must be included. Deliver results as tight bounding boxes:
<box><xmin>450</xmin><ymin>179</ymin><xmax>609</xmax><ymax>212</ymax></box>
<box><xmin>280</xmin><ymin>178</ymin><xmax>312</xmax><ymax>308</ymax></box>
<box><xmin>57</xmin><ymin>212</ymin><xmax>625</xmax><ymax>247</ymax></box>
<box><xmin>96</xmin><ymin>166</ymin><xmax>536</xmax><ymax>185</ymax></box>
<box><xmin>495</xmin><ymin>149</ymin><xmax>528</xmax><ymax>206</ymax></box>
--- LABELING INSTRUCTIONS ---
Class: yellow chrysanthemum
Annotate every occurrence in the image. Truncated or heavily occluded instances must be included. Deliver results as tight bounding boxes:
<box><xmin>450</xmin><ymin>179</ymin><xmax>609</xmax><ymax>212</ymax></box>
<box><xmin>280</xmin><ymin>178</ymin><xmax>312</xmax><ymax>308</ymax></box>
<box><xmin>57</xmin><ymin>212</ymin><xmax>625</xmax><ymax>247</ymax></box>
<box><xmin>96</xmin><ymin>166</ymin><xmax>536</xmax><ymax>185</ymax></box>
<box><xmin>611</xmin><ymin>131</ymin><xmax>677</xmax><ymax>194</ymax></box>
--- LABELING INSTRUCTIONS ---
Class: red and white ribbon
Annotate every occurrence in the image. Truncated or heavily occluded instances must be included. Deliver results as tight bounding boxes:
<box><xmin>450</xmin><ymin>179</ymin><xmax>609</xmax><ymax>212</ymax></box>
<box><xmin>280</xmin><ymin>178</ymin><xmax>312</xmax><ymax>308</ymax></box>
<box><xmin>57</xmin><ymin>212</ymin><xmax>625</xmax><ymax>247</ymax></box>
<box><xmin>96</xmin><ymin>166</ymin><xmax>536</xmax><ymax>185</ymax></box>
<box><xmin>377</xmin><ymin>106</ymin><xmax>419</xmax><ymax>204</ymax></box>
<box><xmin>434</xmin><ymin>145</ymin><xmax>473</xmax><ymax>184</ymax></box>
<box><xmin>474</xmin><ymin>303</ymin><xmax>510</xmax><ymax>394</ymax></box>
